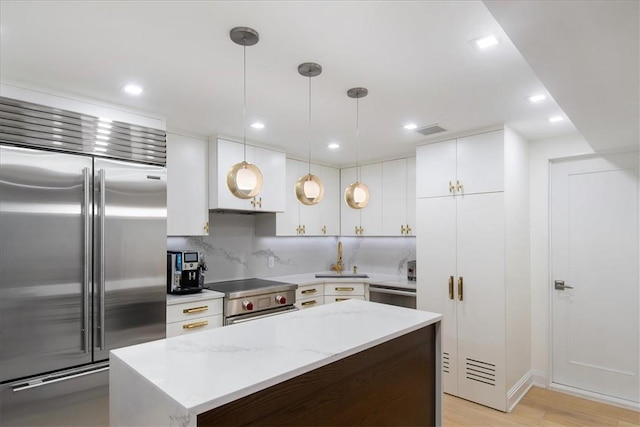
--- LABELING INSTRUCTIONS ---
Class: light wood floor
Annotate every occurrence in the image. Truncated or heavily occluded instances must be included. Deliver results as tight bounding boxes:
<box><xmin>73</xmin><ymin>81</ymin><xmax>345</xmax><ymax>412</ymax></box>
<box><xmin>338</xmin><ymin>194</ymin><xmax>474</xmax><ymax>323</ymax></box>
<box><xmin>5</xmin><ymin>385</ymin><xmax>639</xmax><ymax>426</ymax></box>
<box><xmin>445</xmin><ymin>387</ymin><xmax>640</xmax><ymax>427</ymax></box>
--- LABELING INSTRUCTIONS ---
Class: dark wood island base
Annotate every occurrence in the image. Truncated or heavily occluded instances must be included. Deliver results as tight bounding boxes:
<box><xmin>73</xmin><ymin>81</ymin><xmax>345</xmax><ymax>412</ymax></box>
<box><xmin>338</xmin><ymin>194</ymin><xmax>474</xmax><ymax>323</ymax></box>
<box><xmin>198</xmin><ymin>324</ymin><xmax>436</xmax><ymax>427</ymax></box>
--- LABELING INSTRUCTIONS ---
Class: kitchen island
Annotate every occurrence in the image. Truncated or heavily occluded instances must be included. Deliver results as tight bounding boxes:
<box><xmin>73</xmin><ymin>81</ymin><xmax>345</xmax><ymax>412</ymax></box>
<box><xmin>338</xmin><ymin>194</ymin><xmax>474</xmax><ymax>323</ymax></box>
<box><xmin>110</xmin><ymin>299</ymin><xmax>442</xmax><ymax>426</ymax></box>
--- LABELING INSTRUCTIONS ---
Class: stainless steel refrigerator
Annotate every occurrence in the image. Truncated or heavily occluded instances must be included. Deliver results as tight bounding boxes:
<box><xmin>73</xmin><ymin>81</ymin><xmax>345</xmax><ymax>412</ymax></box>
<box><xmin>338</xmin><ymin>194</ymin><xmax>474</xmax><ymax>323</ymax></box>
<box><xmin>0</xmin><ymin>97</ymin><xmax>167</xmax><ymax>422</ymax></box>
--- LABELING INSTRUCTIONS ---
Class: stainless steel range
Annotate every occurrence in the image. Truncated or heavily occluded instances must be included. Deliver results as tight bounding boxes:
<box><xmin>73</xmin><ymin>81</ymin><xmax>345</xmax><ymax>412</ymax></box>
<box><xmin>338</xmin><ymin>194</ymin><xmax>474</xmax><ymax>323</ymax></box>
<box><xmin>206</xmin><ymin>279</ymin><xmax>298</xmax><ymax>325</ymax></box>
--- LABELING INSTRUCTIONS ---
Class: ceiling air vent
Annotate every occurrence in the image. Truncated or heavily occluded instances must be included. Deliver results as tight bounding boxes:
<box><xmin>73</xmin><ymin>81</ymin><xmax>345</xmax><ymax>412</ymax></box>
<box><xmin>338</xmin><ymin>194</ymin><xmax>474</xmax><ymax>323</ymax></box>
<box><xmin>416</xmin><ymin>124</ymin><xmax>447</xmax><ymax>136</ymax></box>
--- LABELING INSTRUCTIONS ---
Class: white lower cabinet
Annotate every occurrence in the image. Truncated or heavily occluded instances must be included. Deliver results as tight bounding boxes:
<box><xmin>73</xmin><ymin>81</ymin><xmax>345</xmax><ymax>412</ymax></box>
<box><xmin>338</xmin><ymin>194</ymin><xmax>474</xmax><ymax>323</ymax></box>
<box><xmin>295</xmin><ymin>283</ymin><xmax>325</xmax><ymax>309</ymax></box>
<box><xmin>166</xmin><ymin>295</ymin><xmax>223</xmax><ymax>338</ymax></box>
<box><xmin>324</xmin><ymin>282</ymin><xmax>366</xmax><ymax>302</ymax></box>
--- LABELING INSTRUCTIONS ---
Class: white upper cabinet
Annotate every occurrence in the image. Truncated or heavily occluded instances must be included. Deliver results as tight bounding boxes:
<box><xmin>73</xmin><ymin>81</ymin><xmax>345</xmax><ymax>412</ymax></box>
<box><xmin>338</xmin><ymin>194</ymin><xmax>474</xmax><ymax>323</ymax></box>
<box><xmin>208</xmin><ymin>138</ymin><xmax>285</xmax><ymax>212</ymax></box>
<box><xmin>255</xmin><ymin>159</ymin><xmax>340</xmax><ymax>236</ymax></box>
<box><xmin>340</xmin><ymin>163</ymin><xmax>383</xmax><ymax>236</ymax></box>
<box><xmin>382</xmin><ymin>157</ymin><xmax>416</xmax><ymax>236</ymax></box>
<box><xmin>416</xmin><ymin>130</ymin><xmax>504</xmax><ymax>198</ymax></box>
<box><xmin>456</xmin><ymin>130</ymin><xmax>504</xmax><ymax>195</ymax></box>
<box><xmin>314</xmin><ymin>164</ymin><xmax>342</xmax><ymax>236</ymax></box>
<box><xmin>166</xmin><ymin>133</ymin><xmax>209</xmax><ymax>236</ymax></box>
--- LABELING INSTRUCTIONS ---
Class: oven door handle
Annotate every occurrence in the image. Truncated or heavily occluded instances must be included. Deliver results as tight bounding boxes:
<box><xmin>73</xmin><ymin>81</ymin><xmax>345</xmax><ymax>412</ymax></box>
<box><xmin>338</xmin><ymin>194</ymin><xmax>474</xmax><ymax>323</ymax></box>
<box><xmin>369</xmin><ymin>286</ymin><xmax>416</xmax><ymax>297</ymax></box>
<box><xmin>227</xmin><ymin>306</ymin><xmax>299</xmax><ymax>325</ymax></box>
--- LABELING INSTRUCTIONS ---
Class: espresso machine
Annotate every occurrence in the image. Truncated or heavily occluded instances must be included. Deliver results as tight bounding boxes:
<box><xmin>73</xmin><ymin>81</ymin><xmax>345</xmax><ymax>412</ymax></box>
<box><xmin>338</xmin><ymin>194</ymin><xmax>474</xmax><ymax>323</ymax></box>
<box><xmin>167</xmin><ymin>251</ymin><xmax>207</xmax><ymax>294</ymax></box>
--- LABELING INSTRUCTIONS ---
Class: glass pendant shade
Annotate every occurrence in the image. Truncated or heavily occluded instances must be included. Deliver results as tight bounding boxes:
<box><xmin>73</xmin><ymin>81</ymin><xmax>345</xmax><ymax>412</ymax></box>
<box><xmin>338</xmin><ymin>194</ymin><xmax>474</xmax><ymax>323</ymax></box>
<box><xmin>295</xmin><ymin>173</ymin><xmax>325</xmax><ymax>205</ymax></box>
<box><xmin>227</xmin><ymin>161</ymin><xmax>263</xmax><ymax>199</ymax></box>
<box><xmin>344</xmin><ymin>182</ymin><xmax>370</xmax><ymax>209</ymax></box>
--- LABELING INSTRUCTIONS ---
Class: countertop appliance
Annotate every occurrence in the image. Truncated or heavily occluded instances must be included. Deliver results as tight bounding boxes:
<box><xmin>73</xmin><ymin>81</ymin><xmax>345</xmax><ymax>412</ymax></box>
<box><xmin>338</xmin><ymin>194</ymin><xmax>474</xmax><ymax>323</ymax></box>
<box><xmin>167</xmin><ymin>251</ymin><xmax>206</xmax><ymax>294</ymax></box>
<box><xmin>0</xmin><ymin>97</ymin><xmax>167</xmax><ymax>423</ymax></box>
<box><xmin>407</xmin><ymin>260</ymin><xmax>416</xmax><ymax>281</ymax></box>
<box><xmin>206</xmin><ymin>279</ymin><xmax>298</xmax><ymax>325</ymax></box>
<box><xmin>369</xmin><ymin>284</ymin><xmax>417</xmax><ymax>309</ymax></box>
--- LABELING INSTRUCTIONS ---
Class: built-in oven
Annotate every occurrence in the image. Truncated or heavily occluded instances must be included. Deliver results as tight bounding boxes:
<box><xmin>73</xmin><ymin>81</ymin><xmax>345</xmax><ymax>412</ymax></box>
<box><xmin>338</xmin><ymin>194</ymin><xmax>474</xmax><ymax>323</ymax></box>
<box><xmin>368</xmin><ymin>284</ymin><xmax>416</xmax><ymax>309</ymax></box>
<box><xmin>225</xmin><ymin>305</ymin><xmax>298</xmax><ymax>325</ymax></box>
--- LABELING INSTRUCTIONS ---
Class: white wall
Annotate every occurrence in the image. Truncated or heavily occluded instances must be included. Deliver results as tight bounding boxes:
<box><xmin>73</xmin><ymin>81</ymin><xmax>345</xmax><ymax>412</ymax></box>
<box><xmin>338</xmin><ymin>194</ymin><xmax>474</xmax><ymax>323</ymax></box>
<box><xmin>529</xmin><ymin>134</ymin><xmax>594</xmax><ymax>385</ymax></box>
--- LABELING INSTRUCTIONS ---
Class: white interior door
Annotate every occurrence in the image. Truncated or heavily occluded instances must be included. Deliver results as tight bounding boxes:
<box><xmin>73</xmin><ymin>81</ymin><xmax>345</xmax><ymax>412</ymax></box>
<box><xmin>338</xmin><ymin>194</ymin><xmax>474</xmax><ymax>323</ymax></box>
<box><xmin>551</xmin><ymin>153</ymin><xmax>639</xmax><ymax>404</ymax></box>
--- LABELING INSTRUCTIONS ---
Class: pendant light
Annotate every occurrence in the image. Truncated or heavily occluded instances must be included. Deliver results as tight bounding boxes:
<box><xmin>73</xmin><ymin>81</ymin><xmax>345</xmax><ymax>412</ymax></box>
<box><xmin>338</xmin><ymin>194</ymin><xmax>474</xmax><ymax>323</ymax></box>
<box><xmin>227</xmin><ymin>27</ymin><xmax>263</xmax><ymax>199</ymax></box>
<box><xmin>295</xmin><ymin>62</ymin><xmax>325</xmax><ymax>205</ymax></box>
<box><xmin>344</xmin><ymin>87</ymin><xmax>370</xmax><ymax>209</ymax></box>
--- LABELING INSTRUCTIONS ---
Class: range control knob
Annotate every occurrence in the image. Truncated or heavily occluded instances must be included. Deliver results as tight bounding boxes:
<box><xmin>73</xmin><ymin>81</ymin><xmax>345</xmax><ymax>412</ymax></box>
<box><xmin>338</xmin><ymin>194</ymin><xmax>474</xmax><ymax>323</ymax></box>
<box><xmin>275</xmin><ymin>295</ymin><xmax>286</xmax><ymax>305</ymax></box>
<box><xmin>242</xmin><ymin>300</ymin><xmax>254</xmax><ymax>311</ymax></box>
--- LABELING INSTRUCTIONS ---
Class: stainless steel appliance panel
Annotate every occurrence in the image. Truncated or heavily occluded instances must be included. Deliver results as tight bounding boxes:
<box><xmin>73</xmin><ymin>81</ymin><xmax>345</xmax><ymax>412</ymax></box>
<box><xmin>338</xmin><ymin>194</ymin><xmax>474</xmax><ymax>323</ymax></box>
<box><xmin>368</xmin><ymin>285</ymin><xmax>417</xmax><ymax>309</ymax></box>
<box><xmin>93</xmin><ymin>158</ymin><xmax>166</xmax><ymax>360</ymax></box>
<box><xmin>0</xmin><ymin>145</ymin><xmax>93</xmax><ymax>382</ymax></box>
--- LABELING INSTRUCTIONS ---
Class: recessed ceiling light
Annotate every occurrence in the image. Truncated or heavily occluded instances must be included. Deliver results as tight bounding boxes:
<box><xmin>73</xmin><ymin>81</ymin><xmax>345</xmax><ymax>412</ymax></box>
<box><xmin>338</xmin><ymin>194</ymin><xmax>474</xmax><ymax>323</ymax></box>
<box><xmin>250</xmin><ymin>122</ymin><xmax>265</xmax><ymax>129</ymax></box>
<box><xmin>471</xmin><ymin>34</ymin><xmax>499</xmax><ymax>50</ymax></box>
<box><xmin>527</xmin><ymin>94</ymin><xmax>547</xmax><ymax>103</ymax></box>
<box><xmin>548</xmin><ymin>116</ymin><xmax>564</xmax><ymax>123</ymax></box>
<box><xmin>404</xmin><ymin>123</ymin><xmax>418</xmax><ymax>130</ymax></box>
<box><xmin>328</xmin><ymin>142</ymin><xmax>340</xmax><ymax>150</ymax></box>
<box><xmin>122</xmin><ymin>84</ymin><xmax>143</xmax><ymax>96</ymax></box>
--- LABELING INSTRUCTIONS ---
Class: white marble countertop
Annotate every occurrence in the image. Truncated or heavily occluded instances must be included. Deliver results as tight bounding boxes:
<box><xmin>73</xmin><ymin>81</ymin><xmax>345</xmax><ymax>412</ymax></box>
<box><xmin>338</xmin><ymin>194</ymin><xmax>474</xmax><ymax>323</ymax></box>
<box><xmin>266</xmin><ymin>272</ymin><xmax>417</xmax><ymax>290</ymax></box>
<box><xmin>110</xmin><ymin>299</ymin><xmax>440</xmax><ymax>420</ymax></box>
<box><xmin>166</xmin><ymin>289</ymin><xmax>225</xmax><ymax>306</ymax></box>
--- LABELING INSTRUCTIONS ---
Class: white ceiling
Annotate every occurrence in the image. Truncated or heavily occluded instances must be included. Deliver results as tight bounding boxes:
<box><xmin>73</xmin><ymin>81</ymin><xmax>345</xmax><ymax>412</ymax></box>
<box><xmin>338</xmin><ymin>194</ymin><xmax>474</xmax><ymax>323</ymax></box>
<box><xmin>1</xmin><ymin>1</ymin><xmax>632</xmax><ymax>167</ymax></box>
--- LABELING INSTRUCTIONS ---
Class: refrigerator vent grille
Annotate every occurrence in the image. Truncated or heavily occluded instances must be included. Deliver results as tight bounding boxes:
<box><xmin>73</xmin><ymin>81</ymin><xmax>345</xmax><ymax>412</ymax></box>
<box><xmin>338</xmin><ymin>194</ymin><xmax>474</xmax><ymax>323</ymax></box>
<box><xmin>465</xmin><ymin>358</ymin><xmax>496</xmax><ymax>386</ymax></box>
<box><xmin>0</xmin><ymin>96</ymin><xmax>166</xmax><ymax>166</ymax></box>
<box><xmin>443</xmin><ymin>352</ymin><xmax>450</xmax><ymax>374</ymax></box>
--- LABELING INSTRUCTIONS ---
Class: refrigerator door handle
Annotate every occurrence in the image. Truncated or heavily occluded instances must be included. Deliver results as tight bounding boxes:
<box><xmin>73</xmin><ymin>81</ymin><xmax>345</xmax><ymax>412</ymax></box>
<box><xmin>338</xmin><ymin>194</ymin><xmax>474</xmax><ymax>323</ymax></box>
<box><xmin>98</xmin><ymin>168</ymin><xmax>106</xmax><ymax>350</ymax></box>
<box><xmin>82</xmin><ymin>167</ymin><xmax>91</xmax><ymax>353</ymax></box>
<box><xmin>11</xmin><ymin>363</ymin><xmax>109</xmax><ymax>392</ymax></box>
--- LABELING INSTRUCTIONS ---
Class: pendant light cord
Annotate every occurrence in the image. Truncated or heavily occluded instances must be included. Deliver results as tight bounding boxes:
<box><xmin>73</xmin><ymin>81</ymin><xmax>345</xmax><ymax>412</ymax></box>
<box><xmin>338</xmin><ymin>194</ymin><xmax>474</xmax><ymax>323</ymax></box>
<box><xmin>308</xmin><ymin>74</ymin><xmax>312</xmax><ymax>175</ymax></box>
<box><xmin>356</xmin><ymin>96</ymin><xmax>360</xmax><ymax>182</ymax></box>
<box><xmin>243</xmin><ymin>41</ymin><xmax>247</xmax><ymax>162</ymax></box>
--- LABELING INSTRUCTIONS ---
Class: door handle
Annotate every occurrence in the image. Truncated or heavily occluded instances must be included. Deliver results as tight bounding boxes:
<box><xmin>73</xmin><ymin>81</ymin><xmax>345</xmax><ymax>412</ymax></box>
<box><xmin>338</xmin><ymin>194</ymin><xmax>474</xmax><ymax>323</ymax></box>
<box><xmin>82</xmin><ymin>167</ymin><xmax>90</xmax><ymax>354</ymax></box>
<box><xmin>458</xmin><ymin>276</ymin><xmax>464</xmax><ymax>301</ymax></box>
<box><xmin>554</xmin><ymin>280</ymin><xmax>574</xmax><ymax>290</ymax></box>
<box><xmin>448</xmin><ymin>276</ymin><xmax>454</xmax><ymax>300</ymax></box>
<box><xmin>98</xmin><ymin>168</ymin><xmax>106</xmax><ymax>350</ymax></box>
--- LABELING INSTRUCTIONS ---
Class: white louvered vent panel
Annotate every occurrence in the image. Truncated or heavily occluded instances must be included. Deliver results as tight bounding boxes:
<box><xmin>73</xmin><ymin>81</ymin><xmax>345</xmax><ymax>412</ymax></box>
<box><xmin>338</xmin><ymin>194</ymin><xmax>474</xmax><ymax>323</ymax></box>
<box><xmin>442</xmin><ymin>352</ymin><xmax>450</xmax><ymax>374</ymax></box>
<box><xmin>465</xmin><ymin>358</ymin><xmax>496</xmax><ymax>386</ymax></box>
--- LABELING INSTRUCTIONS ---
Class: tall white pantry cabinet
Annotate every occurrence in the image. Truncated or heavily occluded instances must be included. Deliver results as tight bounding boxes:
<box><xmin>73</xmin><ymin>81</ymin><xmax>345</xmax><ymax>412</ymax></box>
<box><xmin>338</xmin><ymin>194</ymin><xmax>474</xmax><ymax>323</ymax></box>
<box><xmin>416</xmin><ymin>128</ymin><xmax>530</xmax><ymax>412</ymax></box>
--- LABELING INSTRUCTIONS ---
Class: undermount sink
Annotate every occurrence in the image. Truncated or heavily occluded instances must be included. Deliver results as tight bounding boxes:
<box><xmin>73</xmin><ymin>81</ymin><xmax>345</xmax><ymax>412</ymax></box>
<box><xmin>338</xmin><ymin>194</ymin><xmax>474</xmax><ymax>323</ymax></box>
<box><xmin>315</xmin><ymin>273</ymin><xmax>369</xmax><ymax>278</ymax></box>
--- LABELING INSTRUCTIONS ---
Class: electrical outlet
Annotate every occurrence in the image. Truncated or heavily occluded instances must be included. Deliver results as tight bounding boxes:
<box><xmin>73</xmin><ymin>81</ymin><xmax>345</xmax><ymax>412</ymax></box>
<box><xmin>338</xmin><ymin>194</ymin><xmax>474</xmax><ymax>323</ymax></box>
<box><xmin>268</xmin><ymin>256</ymin><xmax>275</xmax><ymax>268</ymax></box>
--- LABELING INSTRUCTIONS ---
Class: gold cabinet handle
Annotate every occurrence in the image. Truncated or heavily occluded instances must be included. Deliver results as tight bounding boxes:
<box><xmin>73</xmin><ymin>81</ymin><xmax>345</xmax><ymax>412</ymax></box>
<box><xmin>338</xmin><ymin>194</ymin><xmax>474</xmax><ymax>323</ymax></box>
<box><xmin>301</xmin><ymin>300</ymin><xmax>317</xmax><ymax>306</ymax></box>
<box><xmin>301</xmin><ymin>224</ymin><xmax>305</xmax><ymax>234</ymax></box>
<box><xmin>335</xmin><ymin>287</ymin><xmax>355</xmax><ymax>292</ymax></box>
<box><xmin>458</xmin><ymin>276</ymin><xmax>464</xmax><ymax>301</ymax></box>
<box><xmin>456</xmin><ymin>180</ymin><xmax>463</xmax><ymax>192</ymax></box>
<box><xmin>204</xmin><ymin>222</ymin><xmax>210</xmax><ymax>234</ymax></box>
<box><xmin>401</xmin><ymin>225</ymin><xmax>406</xmax><ymax>235</ymax></box>
<box><xmin>183</xmin><ymin>305</ymin><xmax>208</xmax><ymax>314</ymax></box>
<box><xmin>336</xmin><ymin>298</ymin><xmax>350</xmax><ymax>302</ymax></box>
<box><xmin>322</xmin><ymin>225</ymin><xmax>327</xmax><ymax>235</ymax></box>
<box><xmin>406</xmin><ymin>224</ymin><xmax>412</xmax><ymax>235</ymax></box>
<box><xmin>301</xmin><ymin>288</ymin><xmax>317</xmax><ymax>294</ymax></box>
<box><xmin>449</xmin><ymin>181</ymin><xmax>455</xmax><ymax>193</ymax></box>
<box><xmin>448</xmin><ymin>276</ymin><xmax>454</xmax><ymax>300</ymax></box>
<box><xmin>183</xmin><ymin>320</ymin><xmax>208</xmax><ymax>329</ymax></box>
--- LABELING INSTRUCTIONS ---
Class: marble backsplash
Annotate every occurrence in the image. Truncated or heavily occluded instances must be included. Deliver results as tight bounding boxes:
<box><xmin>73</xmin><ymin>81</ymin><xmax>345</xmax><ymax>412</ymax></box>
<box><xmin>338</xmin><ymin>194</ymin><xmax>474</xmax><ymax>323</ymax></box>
<box><xmin>167</xmin><ymin>212</ymin><xmax>416</xmax><ymax>283</ymax></box>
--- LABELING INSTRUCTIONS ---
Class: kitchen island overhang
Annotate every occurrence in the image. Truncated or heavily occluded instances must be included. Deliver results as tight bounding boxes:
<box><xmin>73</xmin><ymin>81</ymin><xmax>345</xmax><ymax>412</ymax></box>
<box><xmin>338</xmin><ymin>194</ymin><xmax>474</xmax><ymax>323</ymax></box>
<box><xmin>110</xmin><ymin>299</ymin><xmax>443</xmax><ymax>426</ymax></box>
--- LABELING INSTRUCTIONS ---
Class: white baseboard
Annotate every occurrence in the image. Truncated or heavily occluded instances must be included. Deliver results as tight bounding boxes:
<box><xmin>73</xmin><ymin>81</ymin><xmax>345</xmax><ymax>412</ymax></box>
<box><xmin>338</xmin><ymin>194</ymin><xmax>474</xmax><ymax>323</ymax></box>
<box><xmin>549</xmin><ymin>383</ymin><xmax>640</xmax><ymax>412</ymax></box>
<box><xmin>507</xmin><ymin>370</ymin><xmax>534</xmax><ymax>412</ymax></box>
<box><xmin>531</xmin><ymin>369</ymin><xmax>546</xmax><ymax>388</ymax></box>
